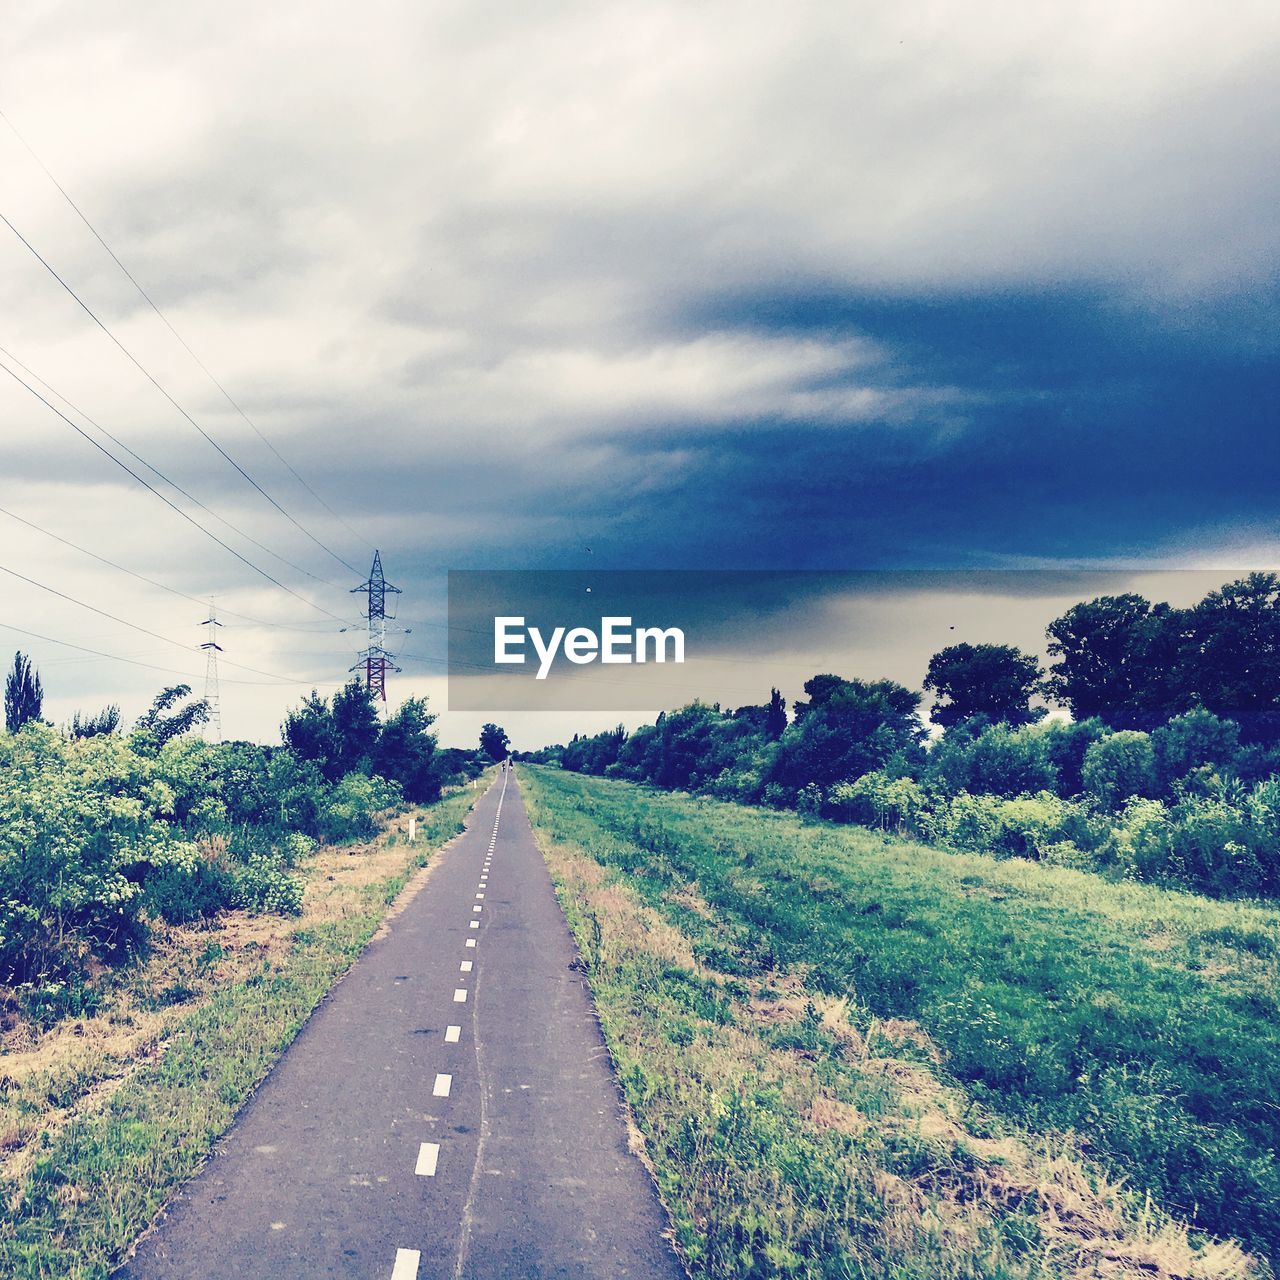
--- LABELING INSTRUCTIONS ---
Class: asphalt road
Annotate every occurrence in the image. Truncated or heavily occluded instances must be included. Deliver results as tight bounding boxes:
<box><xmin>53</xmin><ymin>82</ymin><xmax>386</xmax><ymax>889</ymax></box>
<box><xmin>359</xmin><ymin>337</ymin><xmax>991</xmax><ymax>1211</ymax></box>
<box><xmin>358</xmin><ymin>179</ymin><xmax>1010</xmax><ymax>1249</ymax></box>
<box><xmin>119</xmin><ymin>769</ymin><xmax>684</xmax><ymax>1280</ymax></box>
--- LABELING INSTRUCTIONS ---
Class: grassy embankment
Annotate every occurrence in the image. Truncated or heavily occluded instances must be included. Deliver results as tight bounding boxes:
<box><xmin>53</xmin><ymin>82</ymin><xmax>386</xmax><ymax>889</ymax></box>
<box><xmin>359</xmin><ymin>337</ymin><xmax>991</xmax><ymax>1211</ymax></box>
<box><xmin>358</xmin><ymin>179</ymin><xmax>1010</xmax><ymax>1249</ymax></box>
<box><xmin>0</xmin><ymin>775</ymin><xmax>489</xmax><ymax>1280</ymax></box>
<box><xmin>521</xmin><ymin>765</ymin><xmax>1278</xmax><ymax>1280</ymax></box>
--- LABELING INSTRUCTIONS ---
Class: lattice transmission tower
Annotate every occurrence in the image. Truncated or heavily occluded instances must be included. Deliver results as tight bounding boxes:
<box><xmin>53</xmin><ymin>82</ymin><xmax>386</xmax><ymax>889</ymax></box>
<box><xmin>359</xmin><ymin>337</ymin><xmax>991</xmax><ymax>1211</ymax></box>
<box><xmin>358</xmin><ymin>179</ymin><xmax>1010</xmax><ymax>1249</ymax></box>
<box><xmin>200</xmin><ymin>602</ymin><xmax>224</xmax><ymax>742</ymax></box>
<box><xmin>350</xmin><ymin>550</ymin><xmax>402</xmax><ymax>701</ymax></box>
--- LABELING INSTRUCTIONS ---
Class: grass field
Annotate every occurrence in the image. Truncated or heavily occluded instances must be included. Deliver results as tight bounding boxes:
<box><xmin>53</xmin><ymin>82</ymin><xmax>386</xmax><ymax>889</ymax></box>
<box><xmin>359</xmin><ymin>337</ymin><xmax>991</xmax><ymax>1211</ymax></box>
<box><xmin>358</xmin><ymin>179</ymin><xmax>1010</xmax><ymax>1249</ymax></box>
<box><xmin>0</xmin><ymin>777</ymin><xmax>487</xmax><ymax>1280</ymax></box>
<box><xmin>521</xmin><ymin>765</ymin><xmax>1278</xmax><ymax>1279</ymax></box>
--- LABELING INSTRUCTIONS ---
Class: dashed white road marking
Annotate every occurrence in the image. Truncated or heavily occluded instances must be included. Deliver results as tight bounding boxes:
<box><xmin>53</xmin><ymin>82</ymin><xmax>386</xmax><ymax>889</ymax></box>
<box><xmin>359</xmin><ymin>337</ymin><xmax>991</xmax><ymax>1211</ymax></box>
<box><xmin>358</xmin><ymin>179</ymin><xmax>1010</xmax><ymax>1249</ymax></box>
<box><xmin>454</xmin><ymin>988</ymin><xmax>468</xmax><ymax>1002</ymax></box>
<box><xmin>433</xmin><ymin>1073</ymin><xmax>453</xmax><ymax>1097</ymax></box>
<box><xmin>466</xmin><ymin>938</ymin><xmax>477</xmax><ymax>948</ymax></box>
<box><xmin>391</xmin><ymin>1248</ymin><xmax>420</xmax><ymax>1279</ymax></box>
<box><xmin>470</xmin><ymin>921</ymin><xmax>479</xmax><ymax>929</ymax></box>
<box><xmin>476</xmin><ymin>892</ymin><xmax>485</xmax><ymax>899</ymax></box>
<box><xmin>460</xmin><ymin>960</ymin><xmax>473</xmax><ymax>972</ymax></box>
<box><xmin>445</xmin><ymin>1024</ymin><xmax>461</xmax><ymax>1042</ymax></box>
<box><xmin>415</xmin><ymin>1142</ymin><xmax>440</xmax><ymax>1177</ymax></box>
<box><xmin>473</xmin><ymin>905</ymin><xmax>482</xmax><ymax>913</ymax></box>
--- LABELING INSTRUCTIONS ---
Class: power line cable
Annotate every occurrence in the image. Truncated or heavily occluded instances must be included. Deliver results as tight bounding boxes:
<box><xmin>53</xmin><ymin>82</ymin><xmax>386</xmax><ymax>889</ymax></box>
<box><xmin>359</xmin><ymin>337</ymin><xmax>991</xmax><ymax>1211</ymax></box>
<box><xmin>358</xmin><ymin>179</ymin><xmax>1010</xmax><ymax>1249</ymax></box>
<box><xmin>0</xmin><ymin>619</ymin><xmax>344</xmax><ymax>688</ymax></box>
<box><xmin>0</xmin><ymin>207</ymin><xmax>363</xmax><ymax>577</ymax></box>
<box><xmin>0</xmin><ymin>104</ymin><xmax>373</xmax><ymax>553</ymax></box>
<box><xmin>0</xmin><ymin>354</ymin><xmax>353</xmax><ymax>625</ymax></box>
<box><xmin>0</xmin><ymin>502</ymin><xmax>356</xmax><ymax>634</ymax></box>
<box><xmin>0</xmin><ymin>560</ymin><xmax>328</xmax><ymax>685</ymax></box>
<box><xmin>0</xmin><ymin>341</ymin><xmax>350</xmax><ymax>593</ymax></box>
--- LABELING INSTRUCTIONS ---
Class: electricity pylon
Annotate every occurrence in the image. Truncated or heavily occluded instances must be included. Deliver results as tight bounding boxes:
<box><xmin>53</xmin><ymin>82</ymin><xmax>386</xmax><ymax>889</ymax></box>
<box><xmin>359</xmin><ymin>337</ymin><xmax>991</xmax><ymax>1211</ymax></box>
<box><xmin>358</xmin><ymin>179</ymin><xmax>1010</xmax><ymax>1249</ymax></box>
<box><xmin>200</xmin><ymin>602</ymin><xmax>224</xmax><ymax>742</ymax></box>
<box><xmin>350</xmin><ymin>550</ymin><xmax>402</xmax><ymax>701</ymax></box>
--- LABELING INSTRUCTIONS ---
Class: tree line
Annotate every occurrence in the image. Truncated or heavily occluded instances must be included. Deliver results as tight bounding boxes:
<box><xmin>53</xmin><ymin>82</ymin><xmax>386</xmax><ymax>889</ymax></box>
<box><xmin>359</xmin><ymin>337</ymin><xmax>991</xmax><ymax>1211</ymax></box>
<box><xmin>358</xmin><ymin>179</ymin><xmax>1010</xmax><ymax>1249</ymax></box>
<box><xmin>526</xmin><ymin>574</ymin><xmax>1280</xmax><ymax>900</ymax></box>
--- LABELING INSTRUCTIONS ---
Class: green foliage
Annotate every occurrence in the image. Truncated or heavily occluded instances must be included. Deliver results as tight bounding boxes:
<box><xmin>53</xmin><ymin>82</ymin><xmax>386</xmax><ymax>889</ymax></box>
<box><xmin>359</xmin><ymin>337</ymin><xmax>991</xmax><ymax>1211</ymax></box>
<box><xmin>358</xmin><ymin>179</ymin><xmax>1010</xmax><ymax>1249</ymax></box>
<box><xmin>479</xmin><ymin>722</ymin><xmax>511</xmax><ymax>762</ymax></box>
<box><xmin>924</xmin><ymin>721</ymin><xmax>1057</xmax><ymax>798</ymax></box>
<box><xmin>69</xmin><ymin>704</ymin><xmax>121</xmax><ymax>739</ymax></box>
<box><xmin>923</xmin><ymin>642</ymin><xmax>1046</xmax><ymax>729</ymax></box>
<box><xmin>231</xmin><ymin>853</ymin><xmax>303</xmax><ymax>915</ymax></box>
<box><xmin>526</xmin><ymin>767</ymin><xmax>1280</xmax><ymax>1259</ymax></box>
<box><xmin>373</xmin><ymin>697</ymin><xmax>442</xmax><ymax>802</ymax></box>
<box><xmin>773</xmin><ymin>676</ymin><xmax>924</xmax><ymax>795</ymax></box>
<box><xmin>317</xmin><ymin>771</ymin><xmax>402</xmax><ymax>844</ymax></box>
<box><xmin>282</xmin><ymin>680</ymin><xmax>380</xmax><ymax>782</ymax></box>
<box><xmin>0</xmin><ymin>726</ymin><xmax>194</xmax><ymax>982</ymax></box>
<box><xmin>1081</xmin><ymin>730</ymin><xmax>1157</xmax><ymax>809</ymax></box>
<box><xmin>132</xmin><ymin>684</ymin><xmax>209</xmax><ymax>752</ymax></box>
<box><xmin>1152</xmin><ymin>706</ymin><xmax>1241</xmax><ymax>794</ymax></box>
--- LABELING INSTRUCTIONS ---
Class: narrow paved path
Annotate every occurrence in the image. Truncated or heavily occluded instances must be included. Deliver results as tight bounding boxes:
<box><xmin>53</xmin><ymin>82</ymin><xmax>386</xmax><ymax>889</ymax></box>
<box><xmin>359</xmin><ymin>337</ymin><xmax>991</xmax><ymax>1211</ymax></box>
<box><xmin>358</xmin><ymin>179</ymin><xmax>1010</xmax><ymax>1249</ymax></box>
<box><xmin>120</xmin><ymin>770</ymin><xmax>684</xmax><ymax>1280</ymax></box>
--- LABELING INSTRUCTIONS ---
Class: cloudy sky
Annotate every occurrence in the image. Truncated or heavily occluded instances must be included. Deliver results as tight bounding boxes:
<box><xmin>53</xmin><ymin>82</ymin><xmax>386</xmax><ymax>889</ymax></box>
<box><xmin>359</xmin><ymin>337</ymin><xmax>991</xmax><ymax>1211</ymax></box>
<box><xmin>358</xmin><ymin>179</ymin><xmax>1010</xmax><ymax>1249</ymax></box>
<box><xmin>1</xmin><ymin>1</ymin><xmax>1277</xmax><ymax>746</ymax></box>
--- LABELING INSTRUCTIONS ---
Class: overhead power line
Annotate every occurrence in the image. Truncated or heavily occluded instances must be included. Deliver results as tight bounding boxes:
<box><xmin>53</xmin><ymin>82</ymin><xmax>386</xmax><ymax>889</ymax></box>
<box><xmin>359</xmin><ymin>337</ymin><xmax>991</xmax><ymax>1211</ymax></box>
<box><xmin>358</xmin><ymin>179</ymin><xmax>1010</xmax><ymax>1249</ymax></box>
<box><xmin>0</xmin><ymin>354</ymin><xmax>353</xmax><ymax>626</ymax></box>
<box><xmin>0</xmin><ymin>342</ymin><xmax>353</xmax><ymax>594</ymax></box>
<box><xmin>0</xmin><ymin>619</ymin><xmax>343</xmax><ymax>689</ymax></box>
<box><xmin>0</xmin><ymin>559</ymin><xmax>325</xmax><ymax>685</ymax></box>
<box><xmin>0</xmin><ymin>497</ymin><xmax>356</xmax><ymax>635</ymax></box>
<box><xmin>0</xmin><ymin>207</ymin><xmax>363</xmax><ymax>577</ymax></box>
<box><xmin>0</xmin><ymin>104</ymin><xmax>373</xmax><ymax>554</ymax></box>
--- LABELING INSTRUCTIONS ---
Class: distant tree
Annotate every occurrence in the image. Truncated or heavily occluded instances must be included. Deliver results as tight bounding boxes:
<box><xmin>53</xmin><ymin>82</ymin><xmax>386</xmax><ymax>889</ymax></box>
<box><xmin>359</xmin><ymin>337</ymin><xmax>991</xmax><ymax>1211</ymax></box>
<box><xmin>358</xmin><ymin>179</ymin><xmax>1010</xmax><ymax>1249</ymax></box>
<box><xmin>4</xmin><ymin>652</ymin><xmax>43</xmax><ymax>733</ymax></box>
<box><xmin>282</xmin><ymin>691</ymin><xmax>343</xmax><ymax>779</ymax></box>
<box><xmin>925</xmin><ymin>721</ymin><xmax>1056</xmax><ymax>798</ymax></box>
<box><xmin>1178</xmin><ymin>573</ymin><xmax>1280</xmax><ymax>741</ymax></box>
<box><xmin>374</xmin><ymin>697</ymin><xmax>441</xmax><ymax>802</ymax></box>
<box><xmin>765</xmin><ymin>687</ymin><xmax>788</xmax><ymax>740</ymax></box>
<box><xmin>923</xmin><ymin>642</ymin><xmax>1046</xmax><ymax>729</ymax></box>
<box><xmin>69</xmin><ymin>705</ymin><xmax>121</xmax><ymax>739</ymax></box>
<box><xmin>134</xmin><ymin>684</ymin><xmax>209</xmax><ymax>749</ymax></box>
<box><xmin>774</xmin><ymin>675</ymin><xmax>924</xmax><ymax>793</ymax></box>
<box><xmin>479</xmin><ymin>723</ymin><xmax>511</xmax><ymax>762</ymax></box>
<box><xmin>1045</xmin><ymin>595</ymin><xmax>1184</xmax><ymax>729</ymax></box>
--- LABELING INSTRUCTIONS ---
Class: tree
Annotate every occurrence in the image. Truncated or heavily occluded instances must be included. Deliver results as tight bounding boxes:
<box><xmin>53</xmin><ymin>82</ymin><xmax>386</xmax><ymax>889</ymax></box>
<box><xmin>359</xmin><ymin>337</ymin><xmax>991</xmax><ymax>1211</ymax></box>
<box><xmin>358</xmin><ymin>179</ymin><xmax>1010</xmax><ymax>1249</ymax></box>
<box><xmin>479</xmin><ymin>723</ymin><xmax>511</xmax><ymax>762</ymax></box>
<box><xmin>69</xmin><ymin>705</ymin><xmax>121</xmax><ymax>738</ymax></box>
<box><xmin>765</xmin><ymin>687</ymin><xmax>788</xmax><ymax>740</ymax></box>
<box><xmin>374</xmin><ymin>697</ymin><xmax>441</xmax><ymax>802</ymax></box>
<box><xmin>4</xmin><ymin>651</ymin><xmax>43</xmax><ymax>733</ymax></box>
<box><xmin>283</xmin><ymin>680</ymin><xmax>380</xmax><ymax>782</ymax></box>
<box><xmin>773</xmin><ymin>675</ymin><xmax>924</xmax><ymax>793</ymax></box>
<box><xmin>134</xmin><ymin>685</ymin><xmax>209</xmax><ymax>749</ymax></box>
<box><xmin>1178</xmin><ymin>573</ymin><xmax>1280</xmax><ymax>741</ymax></box>
<box><xmin>923</xmin><ymin>642</ymin><xmax>1046</xmax><ymax>729</ymax></box>
<box><xmin>1045</xmin><ymin>595</ymin><xmax>1183</xmax><ymax>729</ymax></box>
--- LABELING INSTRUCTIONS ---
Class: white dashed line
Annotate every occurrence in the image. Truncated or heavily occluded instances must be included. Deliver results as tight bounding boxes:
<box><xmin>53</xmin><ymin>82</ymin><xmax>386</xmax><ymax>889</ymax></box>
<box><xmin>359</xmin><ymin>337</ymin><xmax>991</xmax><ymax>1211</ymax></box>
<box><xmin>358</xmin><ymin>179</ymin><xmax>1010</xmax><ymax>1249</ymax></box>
<box><xmin>391</xmin><ymin>1248</ymin><xmax>420</xmax><ymax>1279</ymax></box>
<box><xmin>473</xmin><ymin>905</ymin><xmax>482</xmax><ymax>913</ymax></box>
<box><xmin>453</xmin><ymin>988</ymin><xmax>468</xmax><ymax>1002</ymax></box>
<box><xmin>466</xmin><ymin>938</ymin><xmax>476</xmax><ymax>948</ymax></box>
<box><xmin>433</xmin><ymin>1073</ymin><xmax>453</xmax><ymax>1097</ymax></box>
<box><xmin>476</xmin><ymin>892</ymin><xmax>484</xmax><ymax>899</ymax></box>
<box><xmin>460</xmin><ymin>960</ymin><xmax>473</xmax><ymax>972</ymax></box>
<box><xmin>445</xmin><ymin>1024</ymin><xmax>461</xmax><ymax>1042</ymax></box>
<box><xmin>470</xmin><ymin>921</ymin><xmax>479</xmax><ymax>929</ymax></box>
<box><xmin>415</xmin><ymin>1142</ymin><xmax>440</xmax><ymax>1177</ymax></box>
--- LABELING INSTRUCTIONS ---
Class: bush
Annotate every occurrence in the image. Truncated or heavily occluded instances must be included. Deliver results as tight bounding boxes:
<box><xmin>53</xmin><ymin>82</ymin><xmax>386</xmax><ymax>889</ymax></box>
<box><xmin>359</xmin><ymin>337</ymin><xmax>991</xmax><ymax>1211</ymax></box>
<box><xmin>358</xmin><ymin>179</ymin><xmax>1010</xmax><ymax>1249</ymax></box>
<box><xmin>1152</xmin><ymin>708</ymin><xmax>1241</xmax><ymax>795</ymax></box>
<box><xmin>1082</xmin><ymin>731</ymin><xmax>1157</xmax><ymax>810</ymax></box>
<box><xmin>318</xmin><ymin>772</ymin><xmax>403</xmax><ymax>843</ymax></box>
<box><xmin>825</xmin><ymin>772</ymin><xmax>926</xmax><ymax>831</ymax></box>
<box><xmin>231</xmin><ymin>854</ymin><xmax>304</xmax><ymax>916</ymax></box>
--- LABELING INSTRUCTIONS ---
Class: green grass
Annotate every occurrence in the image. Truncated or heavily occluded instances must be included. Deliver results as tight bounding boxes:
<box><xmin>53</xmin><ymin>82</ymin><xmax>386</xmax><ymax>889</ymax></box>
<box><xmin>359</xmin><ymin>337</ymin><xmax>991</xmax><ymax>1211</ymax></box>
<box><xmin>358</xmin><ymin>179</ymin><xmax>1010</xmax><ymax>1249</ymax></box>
<box><xmin>522</xmin><ymin>766</ymin><xmax>1280</xmax><ymax>1272</ymax></box>
<box><xmin>0</xmin><ymin>783</ymin><xmax>482</xmax><ymax>1280</ymax></box>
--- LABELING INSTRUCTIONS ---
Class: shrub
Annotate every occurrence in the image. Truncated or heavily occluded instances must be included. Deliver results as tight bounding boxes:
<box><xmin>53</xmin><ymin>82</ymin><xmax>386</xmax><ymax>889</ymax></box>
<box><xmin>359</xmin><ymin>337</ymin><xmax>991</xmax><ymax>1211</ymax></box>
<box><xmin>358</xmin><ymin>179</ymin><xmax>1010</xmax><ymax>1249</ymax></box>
<box><xmin>1152</xmin><ymin>708</ymin><xmax>1241</xmax><ymax>795</ymax></box>
<box><xmin>318</xmin><ymin>771</ymin><xmax>403</xmax><ymax>843</ymax></box>
<box><xmin>1082</xmin><ymin>731</ymin><xmax>1157</xmax><ymax>810</ymax></box>
<box><xmin>231</xmin><ymin>854</ymin><xmax>303</xmax><ymax>916</ymax></box>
